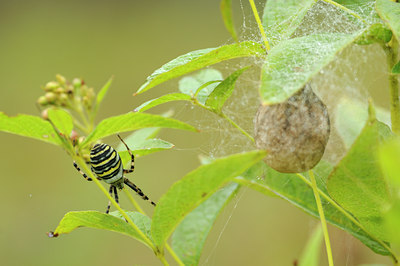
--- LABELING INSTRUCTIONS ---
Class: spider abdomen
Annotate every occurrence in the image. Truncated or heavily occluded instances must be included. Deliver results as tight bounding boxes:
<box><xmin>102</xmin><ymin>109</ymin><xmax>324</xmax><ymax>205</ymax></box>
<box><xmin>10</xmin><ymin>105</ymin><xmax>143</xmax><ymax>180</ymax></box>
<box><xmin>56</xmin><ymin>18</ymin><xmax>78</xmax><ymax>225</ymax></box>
<box><xmin>90</xmin><ymin>143</ymin><xmax>123</xmax><ymax>185</ymax></box>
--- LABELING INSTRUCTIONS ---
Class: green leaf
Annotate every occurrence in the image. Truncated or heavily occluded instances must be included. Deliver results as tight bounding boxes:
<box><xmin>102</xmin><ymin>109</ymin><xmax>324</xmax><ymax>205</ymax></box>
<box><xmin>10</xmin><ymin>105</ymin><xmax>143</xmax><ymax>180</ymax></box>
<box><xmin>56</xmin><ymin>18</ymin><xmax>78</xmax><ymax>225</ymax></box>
<box><xmin>335</xmin><ymin>97</ymin><xmax>390</xmax><ymax>149</ymax></box>
<box><xmin>151</xmin><ymin>150</ymin><xmax>267</xmax><ymax>249</ymax></box>
<box><xmin>328</xmin><ymin>119</ymin><xmax>392</xmax><ymax>241</ymax></box>
<box><xmin>179</xmin><ymin>69</ymin><xmax>223</xmax><ymax>104</ymax></box>
<box><xmin>385</xmin><ymin>201</ymin><xmax>400</xmax><ymax>245</ymax></box>
<box><xmin>47</xmin><ymin>108</ymin><xmax>73</xmax><ymax>136</ymax></box>
<box><xmin>0</xmin><ymin>112</ymin><xmax>61</xmax><ymax>146</ymax></box>
<box><xmin>260</xmin><ymin>32</ymin><xmax>361</xmax><ymax>104</ymax></box>
<box><xmin>376</xmin><ymin>0</ymin><xmax>400</xmax><ymax>40</ymax></box>
<box><xmin>262</xmin><ymin>0</ymin><xmax>316</xmax><ymax>47</ymax></box>
<box><xmin>96</xmin><ymin>76</ymin><xmax>113</xmax><ymax>111</ymax></box>
<box><xmin>205</xmin><ymin>66</ymin><xmax>250</xmax><ymax>112</ymax></box>
<box><xmin>171</xmin><ymin>183</ymin><xmax>239</xmax><ymax>265</ymax></box>
<box><xmin>298</xmin><ymin>225</ymin><xmax>323</xmax><ymax>266</ymax></box>
<box><xmin>220</xmin><ymin>0</ymin><xmax>238</xmax><ymax>42</ymax></box>
<box><xmin>355</xmin><ymin>23</ymin><xmax>393</xmax><ymax>45</ymax></box>
<box><xmin>118</xmin><ymin>138</ymin><xmax>174</xmax><ymax>167</ymax></box>
<box><xmin>136</xmin><ymin>41</ymin><xmax>265</xmax><ymax>95</ymax></box>
<box><xmin>379</xmin><ymin>138</ymin><xmax>400</xmax><ymax>187</ymax></box>
<box><xmin>134</xmin><ymin>93</ymin><xmax>192</xmax><ymax>113</ymax></box>
<box><xmin>81</xmin><ymin>112</ymin><xmax>197</xmax><ymax>147</ymax></box>
<box><xmin>51</xmin><ymin>211</ymin><xmax>153</xmax><ymax>248</ymax></box>
<box><xmin>242</xmin><ymin>160</ymin><xmax>392</xmax><ymax>255</ymax></box>
<box><xmin>392</xmin><ymin>60</ymin><xmax>400</xmax><ymax>74</ymax></box>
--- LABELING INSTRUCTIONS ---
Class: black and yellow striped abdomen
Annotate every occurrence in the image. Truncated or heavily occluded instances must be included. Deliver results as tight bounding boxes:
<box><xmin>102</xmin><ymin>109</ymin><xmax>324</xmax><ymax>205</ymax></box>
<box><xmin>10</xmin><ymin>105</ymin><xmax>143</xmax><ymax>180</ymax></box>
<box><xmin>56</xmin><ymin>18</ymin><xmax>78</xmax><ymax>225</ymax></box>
<box><xmin>90</xmin><ymin>143</ymin><xmax>123</xmax><ymax>185</ymax></box>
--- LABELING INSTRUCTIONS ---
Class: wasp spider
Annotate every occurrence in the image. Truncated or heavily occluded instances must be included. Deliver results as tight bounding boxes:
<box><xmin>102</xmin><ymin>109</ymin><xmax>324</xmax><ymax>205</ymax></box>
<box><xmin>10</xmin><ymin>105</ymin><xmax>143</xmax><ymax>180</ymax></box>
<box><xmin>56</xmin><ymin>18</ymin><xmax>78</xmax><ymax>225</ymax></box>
<box><xmin>74</xmin><ymin>135</ymin><xmax>156</xmax><ymax>213</ymax></box>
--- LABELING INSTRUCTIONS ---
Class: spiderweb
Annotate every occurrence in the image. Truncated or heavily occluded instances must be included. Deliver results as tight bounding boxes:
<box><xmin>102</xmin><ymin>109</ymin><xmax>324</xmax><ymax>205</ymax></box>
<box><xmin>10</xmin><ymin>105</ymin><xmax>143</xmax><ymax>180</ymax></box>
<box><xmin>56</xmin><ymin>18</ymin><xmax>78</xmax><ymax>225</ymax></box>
<box><xmin>162</xmin><ymin>1</ymin><xmax>389</xmax><ymax>264</ymax></box>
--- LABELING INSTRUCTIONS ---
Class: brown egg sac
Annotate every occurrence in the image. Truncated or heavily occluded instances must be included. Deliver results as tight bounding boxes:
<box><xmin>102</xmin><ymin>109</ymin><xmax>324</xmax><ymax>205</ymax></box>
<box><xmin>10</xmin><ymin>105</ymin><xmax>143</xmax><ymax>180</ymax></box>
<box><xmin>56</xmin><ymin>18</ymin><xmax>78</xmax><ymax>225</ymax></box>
<box><xmin>254</xmin><ymin>84</ymin><xmax>330</xmax><ymax>173</ymax></box>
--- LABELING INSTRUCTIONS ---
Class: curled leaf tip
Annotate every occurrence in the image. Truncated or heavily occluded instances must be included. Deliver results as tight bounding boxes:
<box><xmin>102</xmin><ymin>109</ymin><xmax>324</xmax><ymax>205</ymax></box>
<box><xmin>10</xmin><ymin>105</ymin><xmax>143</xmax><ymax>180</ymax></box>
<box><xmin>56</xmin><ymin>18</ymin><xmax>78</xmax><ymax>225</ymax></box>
<box><xmin>47</xmin><ymin>231</ymin><xmax>59</xmax><ymax>238</ymax></box>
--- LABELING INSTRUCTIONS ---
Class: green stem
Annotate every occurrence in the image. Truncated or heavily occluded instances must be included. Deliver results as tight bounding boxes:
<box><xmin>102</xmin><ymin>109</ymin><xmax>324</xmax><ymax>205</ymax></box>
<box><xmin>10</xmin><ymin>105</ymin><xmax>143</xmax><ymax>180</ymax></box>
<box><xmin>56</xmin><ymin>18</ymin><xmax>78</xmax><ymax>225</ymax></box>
<box><xmin>321</xmin><ymin>0</ymin><xmax>367</xmax><ymax>25</ymax></box>
<box><xmin>124</xmin><ymin>188</ymin><xmax>185</xmax><ymax>266</ymax></box>
<box><xmin>383</xmin><ymin>38</ymin><xmax>400</xmax><ymax>135</ymax></box>
<box><xmin>295</xmin><ymin>173</ymin><xmax>398</xmax><ymax>263</ymax></box>
<box><xmin>308</xmin><ymin>170</ymin><xmax>334</xmax><ymax>266</ymax></box>
<box><xmin>248</xmin><ymin>0</ymin><xmax>270</xmax><ymax>51</ymax></box>
<box><xmin>219</xmin><ymin>112</ymin><xmax>255</xmax><ymax>142</ymax></box>
<box><xmin>123</xmin><ymin>188</ymin><xmax>146</xmax><ymax>214</ymax></box>
<box><xmin>74</xmin><ymin>157</ymin><xmax>157</xmax><ymax>253</ymax></box>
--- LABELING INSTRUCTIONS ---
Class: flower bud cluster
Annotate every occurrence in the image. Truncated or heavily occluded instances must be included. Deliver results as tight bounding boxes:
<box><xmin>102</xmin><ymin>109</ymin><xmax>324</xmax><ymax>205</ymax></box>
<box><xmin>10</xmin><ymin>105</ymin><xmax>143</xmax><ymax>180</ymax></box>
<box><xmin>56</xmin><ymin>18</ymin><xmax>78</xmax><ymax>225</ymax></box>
<box><xmin>37</xmin><ymin>74</ymin><xmax>95</xmax><ymax>110</ymax></box>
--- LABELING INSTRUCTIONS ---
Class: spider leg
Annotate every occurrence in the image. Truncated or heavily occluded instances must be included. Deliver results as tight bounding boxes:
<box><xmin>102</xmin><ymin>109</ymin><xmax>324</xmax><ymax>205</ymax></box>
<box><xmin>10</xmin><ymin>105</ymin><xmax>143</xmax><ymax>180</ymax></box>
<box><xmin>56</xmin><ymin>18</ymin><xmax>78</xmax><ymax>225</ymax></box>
<box><xmin>106</xmin><ymin>185</ymin><xmax>114</xmax><ymax>214</ymax></box>
<box><xmin>124</xmin><ymin>178</ymin><xmax>156</xmax><ymax>206</ymax></box>
<box><xmin>113</xmin><ymin>186</ymin><xmax>119</xmax><ymax>205</ymax></box>
<box><xmin>73</xmin><ymin>162</ymin><xmax>92</xmax><ymax>181</ymax></box>
<box><xmin>117</xmin><ymin>134</ymin><xmax>135</xmax><ymax>174</ymax></box>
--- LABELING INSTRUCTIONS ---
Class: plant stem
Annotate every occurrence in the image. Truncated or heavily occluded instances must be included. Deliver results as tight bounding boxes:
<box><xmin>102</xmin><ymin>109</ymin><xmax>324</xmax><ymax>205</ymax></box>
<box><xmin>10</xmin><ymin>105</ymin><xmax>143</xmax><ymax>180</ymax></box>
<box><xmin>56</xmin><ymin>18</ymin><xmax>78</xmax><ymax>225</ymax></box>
<box><xmin>383</xmin><ymin>38</ymin><xmax>400</xmax><ymax>135</ymax></box>
<box><xmin>321</xmin><ymin>0</ymin><xmax>367</xmax><ymax>25</ymax></box>
<box><xmin>295</xmin><ymin>173</ymin><xmax>398</xmax><ymax>263</ymax></box>
<box><xmin>74</xmin><ymin>157</ymin><xmax>157</xmax><ymax>252</ymax></box>
<box><xmin>165</xmin><ymin>244</ymin><xmax>185</xmax><ymax>266</ymax></box>
<box><xmin>219</xmin><ymin>112</ymin><xmax>255</xmax><ymax>142</ymax></box>
<box><xmin>124</xmin><ymin>188</ymin><xmax>185</xmax><ymax>266</ymax></box>
<box><xmin>248</xmin><ymin>0</ymin><xmax>270</xmax><ymax>51</ymax></box>
<box><xmin>308</xmin><ymin>170</ymin><xmax>334</xmax><ymax>266</ymax></box>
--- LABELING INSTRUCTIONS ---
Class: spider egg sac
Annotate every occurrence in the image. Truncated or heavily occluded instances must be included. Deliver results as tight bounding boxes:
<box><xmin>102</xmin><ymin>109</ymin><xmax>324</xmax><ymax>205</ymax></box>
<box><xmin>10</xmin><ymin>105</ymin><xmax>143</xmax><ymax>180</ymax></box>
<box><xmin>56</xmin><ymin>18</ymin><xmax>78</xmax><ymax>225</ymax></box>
<box><xmin>254</xmin><ymin>84</ymin><xmax>330</xmax><ymax>173</ymax></box>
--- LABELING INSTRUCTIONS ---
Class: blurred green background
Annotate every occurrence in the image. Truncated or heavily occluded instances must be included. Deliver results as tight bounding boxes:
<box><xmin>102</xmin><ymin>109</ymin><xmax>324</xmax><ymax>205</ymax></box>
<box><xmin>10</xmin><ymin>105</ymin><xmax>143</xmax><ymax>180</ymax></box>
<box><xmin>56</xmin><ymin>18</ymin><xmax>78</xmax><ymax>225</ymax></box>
<box><xmin>0</xmin><ymin>0</ymin><xmax>393</xmax><ymax>265</ymax></box>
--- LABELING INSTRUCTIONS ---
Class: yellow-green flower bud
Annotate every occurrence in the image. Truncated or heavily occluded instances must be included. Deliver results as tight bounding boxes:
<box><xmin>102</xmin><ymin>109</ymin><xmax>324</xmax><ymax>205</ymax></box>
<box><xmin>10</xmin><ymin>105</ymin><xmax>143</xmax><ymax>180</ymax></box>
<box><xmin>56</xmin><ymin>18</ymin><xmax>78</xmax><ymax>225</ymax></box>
<box><xmin>73</xmin><ymin>78</ymin><xmax>82</xmax><ymax>88</ymax></box>
<box><xmin>55</xmin><ymin>74</ymin><xmax>66</xmax><ymax>85</ymax></box>
<box><xmin>45</xmin><ymin>92</ymin><xmax>57</xmax><ymax>103</ymax></box>
<box><xmin>44</xmin><ymin>81</ymin><xmax>59</xmax><ymax>91</ymax></box>
<box><xmin>55</xmin><ymin>87</ymin><xmax>65</xmax><ymax>94</ymax></box>
<box><xmin>37</xmin><ymin>96</ymin><xmax>48</xmax><ymax>106</ymax></box>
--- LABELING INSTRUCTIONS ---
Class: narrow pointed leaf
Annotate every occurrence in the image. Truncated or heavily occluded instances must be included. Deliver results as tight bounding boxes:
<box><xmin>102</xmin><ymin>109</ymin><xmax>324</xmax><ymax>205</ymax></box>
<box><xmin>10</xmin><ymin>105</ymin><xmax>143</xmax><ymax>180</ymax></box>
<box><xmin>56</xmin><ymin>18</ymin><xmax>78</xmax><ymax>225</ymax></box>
<box><xmin>134</xmin><ymin>93</ymin><xmax>192</xmax><ymax>112</ymax></box>
<box><xmin>299</xmin><ymin>225</ymin><xmax>323</xmax><ymax>266</ymax></box>
<box><xmin>151</xmin><ymin>150</ymin><xmax>266</xmax><ymax>249</ymax></box>
<box><xmin>136</xmin><ymin>41</ymin><xmax>265</xmax><ymax>95</ymax></box>
<box><xmin>81</xmin><ymin>112</ymin><xmax>197</xmax><ymax>146</ymax></box>
<box><xmin>335</xmin><ymin>97</ymin><xmax>390</xmax><ymax>149</ymax></box>
<box><xmin>171</xmin><ymin>183</ymin><xmax>239</xmax><ymax>265</ymax></box>
<box><xmin>392</xmin><ymin>60</ymin><xmax>400</xmax><ymax>74</ymax></box>
<box><xmin>220</xmin><ymin>0</ymin><xmax>238</xmax><ymax>42</ymax></box>
<box><xmin>260</xmin><ymin>32</ymin><xmax>361</xmax><ymax>104</ymax></box>
<box><xmin>47</xmin><ymin>109</ymin><xmax>73</xmax><ymax>136</ymax></box>
<box><xmin>179</xmin><ymin>69</ymin><xmax>223</xmax><ymax>104</ymax></box>
<box><xmin>96</xmin><ymin>76</ymin><xmax>113</xmax><ymax>109</ymax></box>
<box><xmin>205</xmin><ymin>66</ymin><xmax>250</xmax><ymax>112</ymax></box>
<box><xmin>262</xmin><ymin>0</ymin><xmax>316</xmax><ymax>47</ymax></box>
<box><xmin>50</xmin><ymin>211</ymin><xmax>153</xmax><ymax>248</ymax></box>
<box><xmin>0</xmin><ymin>112</ymin><xmax>61</xmax><ymax>145</ymax></box>
<box><xmin>376</xmin><ymin>0</ymin><xmax>400</xmax><ymax>40</ymax></box>
<box><xmin>119</xmin><ymin>138</ymin><xmax>174</xmax><ymax>167</ymax></box>
<box><xmin>328</xmin><ymin>119</ymin><xmax>392</xmax><ymax>241</ymax></box>
<box><xmin>242</xmin><ymin>160</ymin><xmax>392</xmax><ymax>255</ymax></box>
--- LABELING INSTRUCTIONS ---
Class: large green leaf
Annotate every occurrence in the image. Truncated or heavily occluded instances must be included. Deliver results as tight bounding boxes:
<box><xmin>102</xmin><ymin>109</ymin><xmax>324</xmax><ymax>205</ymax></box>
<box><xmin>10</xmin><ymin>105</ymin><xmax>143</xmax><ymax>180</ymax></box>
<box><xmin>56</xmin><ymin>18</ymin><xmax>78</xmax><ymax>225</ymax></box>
<box><xmin>205</xmin><ymin>66</ymin><xmax>250</xmax><ymax>112</ymax></box>
<box><xmin>220</xmin><ymin>0</ymin><xmax>238</xmax><ymax>42</ymax></box>
<box><xmin>376</xmin><ymin>0</ymin><xmax>400</xmax><ymax>40</ymax></box>
<box><xmin>47</xmin><ymin>108</ymin><xmax>73</xmax><ymax>136</ymax></box>
<box><xmin>262</xmin><ymin>0</ymin><xmax>316</xmax><ymax>47</ymax></box>
<box><xmin>50</xmin><ymin>211</ymin><xmax>153</xmax><ymax>248</ymax></box>
<box><xmin>0</xmin><ymin>112</ymin><xmax>61</xmax><ymax>145</ymax></box>
<box><xmin>171</xmin><ymin>183</ymin><xmax>239</xmax><ymax>265</ymax></box>
<box><xmin>240</xmin><ymin>160</ymin><xmax>392</xmax><ymax>256</ymax></box>
<box><xmin>136</xmin><ymin>41</ymin><xmax>265</xmax><ymax>95</ymax></box>
<box><xmin>81</xmin><ymin>112</ymin><xmax>197</xmax><ymax>147</ymax></box>
<box><xmin>151</xmin><ymin>150</ymin><xmax>266</xmax><ymax>249</ymax></box>
<box><xmin>134</xmin><ymin>93</ymin><xmax>192</xmax><ymax>113</ymax></box>
<box><xmin>298</xmin><ymin>225</ymin><xmax>323</xmax><ymax>266</ymax></box>
<box><xmin>260</xmin><ymin>32</ymin><xmax>361</xmax><ymax>104</ymax></box>
<box><xmin>328</xmin><ymin>119</ymin><xmax>392</xmax><ymax>241</ymax></box>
